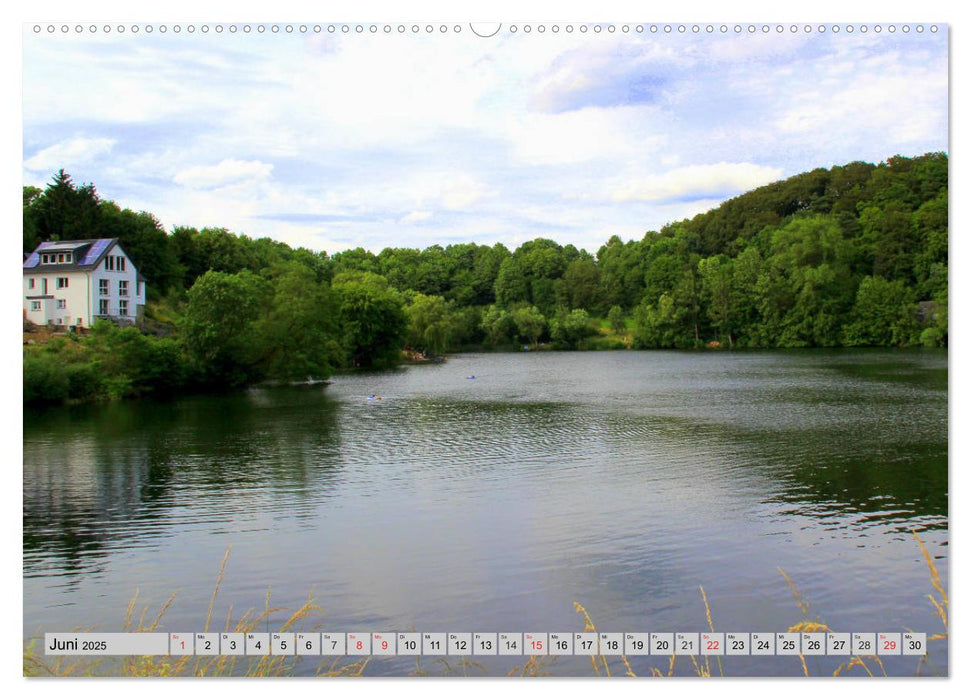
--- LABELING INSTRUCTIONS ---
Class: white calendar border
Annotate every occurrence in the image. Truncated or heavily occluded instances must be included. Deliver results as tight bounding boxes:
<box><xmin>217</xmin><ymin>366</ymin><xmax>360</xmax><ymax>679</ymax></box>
<box><xmin>7</xmin><ymin>0</ymin><xmax>962</xmax><ymax>699</ymax></box>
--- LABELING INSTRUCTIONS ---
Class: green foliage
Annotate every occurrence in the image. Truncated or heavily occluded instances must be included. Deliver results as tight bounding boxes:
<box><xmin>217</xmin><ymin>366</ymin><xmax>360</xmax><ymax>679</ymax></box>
<box><xmin>24</xmin><ymin>321</ymin><xmax>194</xmax><ymax>405</ymax></box>
<box><xmin>65</xmin><ymin>361</ymin><xmax>104</xmax><ymax>400</ymax></box>
<box><xmin>607</xmin><ymin>305</ymin><xmax>626</xmax><ymax>336</ymax></box>
<box><xmin>632</xmin><ymin>294</ymin><xmax>696</xmax><ymax>349</ymax></box>
<box><xmin>511</xmin><ymin>305</ymin><xmax>546</xmax><ymax>347</ymax></box>
<box><xmin>333</xmin><ymin>275</ymin><xmax>407</xmax><ymax>368</ymax></box>
<box><xmin>494</xmin><ymin>257</ymin><xmax>529</xmax><ymax>308</ymax></box>
<box><xmin>698</xmin><ymin>255</ymin><xmax>736</xmax><ymax>346</ymax></box>
<box><xmin>920</xmin><ymin>327</ymin><xmax>944</xmax><ymax>348</ymax></box>
<box><xmin>843</xmin><ymin>276</ymin><xmax>918</xmax><ymax>346</ymax></box>
<box><xmin>97</xmin><ymin>203</ymin><xmax>180</xmax><ymax>296</ymax></box>
<box><xmin>255</xmin><ymin>264</ymin><xmax>342</xmax><ymax>382</ymax></box>
<box><xmin>23</xmin><ymin>351</ymin><xmax>70</xmax><ymax>404</ymax></box>
<box><xmin>550</xmin><ymin>308</ymin><xmax>596</xmax><ymax>349</ymax></box>
<box><xmin>23</xmin><ymin>152</ymin><xmax>948</xmax><ymax>407</ymax></box>
<box><xmin>480</xmin><ymin>305</ymin><xmax>515</xmax><ymax>347</ymax></box>
<box><xmin>405</xmin><ymin>293</ymin><xmax>458</xmax><ymax>356</ymax></box>
<box><xmin>25</xmin><ymin>170</ymin><xmax>101</xmax><ymax>248</ymax></box>
<box><xmin>561</xmin><ymin>256</ymin><xmax>601</xmax><ymax>312</ymax></box>
<box><xmin>181</xmin><ymin>270</ymin><xmax>272</xmax><ymax>386</ymax></box>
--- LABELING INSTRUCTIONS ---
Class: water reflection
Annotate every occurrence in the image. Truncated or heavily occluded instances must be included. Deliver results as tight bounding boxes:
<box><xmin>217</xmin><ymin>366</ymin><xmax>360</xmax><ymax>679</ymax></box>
<box><xmin>23</xmin><ymin>350</ymin><xmax>947</xmax><ymax>676</ymax></box>
<box><xmin>24</xmin><ymin>387</ymin><xmax>342</xmax><ymax>583</ymax></box>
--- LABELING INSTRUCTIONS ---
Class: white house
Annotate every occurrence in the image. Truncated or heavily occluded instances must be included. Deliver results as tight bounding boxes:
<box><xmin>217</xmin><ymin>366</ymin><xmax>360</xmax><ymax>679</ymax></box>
<box><xmin>23</xmin><ymin>239</ymin><xmax>147</xmax><ymax>328</ymax></box>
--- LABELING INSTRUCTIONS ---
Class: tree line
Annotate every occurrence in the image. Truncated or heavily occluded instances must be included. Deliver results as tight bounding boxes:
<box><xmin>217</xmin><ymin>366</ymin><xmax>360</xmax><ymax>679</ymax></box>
<box><xmin>23</xmin><ymin>154</ymin><xmax>948</xmax><ymax>404</ymax></box>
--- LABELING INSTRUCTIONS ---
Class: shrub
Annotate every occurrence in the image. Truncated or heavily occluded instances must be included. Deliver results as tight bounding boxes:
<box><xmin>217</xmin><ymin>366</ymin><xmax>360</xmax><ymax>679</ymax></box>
<box><xmin>23</xmin><ymin>352</ymin><xmax>69</xmax><ymax>404</ymax></box>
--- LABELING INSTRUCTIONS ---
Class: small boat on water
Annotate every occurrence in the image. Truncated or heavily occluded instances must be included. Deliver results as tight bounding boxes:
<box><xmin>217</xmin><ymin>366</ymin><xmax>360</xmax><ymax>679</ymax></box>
<box><xmin>290</xmin><ymin>377</ymin><xmax>330</xmax><ymax>387</ymax></box>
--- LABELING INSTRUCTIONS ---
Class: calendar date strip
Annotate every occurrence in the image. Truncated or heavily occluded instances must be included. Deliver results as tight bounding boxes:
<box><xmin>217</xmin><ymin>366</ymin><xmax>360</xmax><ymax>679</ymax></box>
<box><xmin>45</xmin><ymin>631</ymin><xmax>928</xmax><ymax>657</ymax></box>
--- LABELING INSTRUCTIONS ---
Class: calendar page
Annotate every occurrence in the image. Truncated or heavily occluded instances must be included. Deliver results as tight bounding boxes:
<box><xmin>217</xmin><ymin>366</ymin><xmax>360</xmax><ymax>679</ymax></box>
<box><xmin>21</xmin><ymin>4</ymin><xmax>950</xmax><ymax>685</ymax></box>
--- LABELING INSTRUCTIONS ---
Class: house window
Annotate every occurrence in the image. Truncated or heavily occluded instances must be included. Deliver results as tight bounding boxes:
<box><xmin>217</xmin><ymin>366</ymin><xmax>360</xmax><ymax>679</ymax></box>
<box><xmin>57</xmin><ymin>299</ymin><xmax>66</xmax><ymax>309</ymax></box>
<box><xmin>99</xmin><ymin>299</ymin><xmax>109</xmax><ymax>315</ymax></box>
<box><xmin>56</xmin><ymin>318</ymin><xmax>63</xmax><ymax>325</ymax></box>
<box><xmin>119</xmin><ymin>257</ymin><xmax>126</xmax><ymax>271</ymax></box>
<box><xmin>119</xmin><ymin>300</ymin><xmax>129</xmax><ymax>316</ymax></box>
<box><xmin>56</xmin><ymin>277</ymin><xmax>69</xmax><ymax>289</ymax></box>
<box><xmin>99</xmin><ymin>279</ymin><xmax>109</xmax><ymax>295</ymax></box>
<box><xmin>28</xmin><ymin>278</ymin><xmax>34</xmax><ymax>289</ymax></box>
<box><xmin>57</xmin><ymin>253</ymin><xmax>65</xmax><ymax>263</ymax></box>
<box><xmin>106</xmin><ymin>256</ymin><xmax>114</xmax><ymax>271</ymax></box>
<box><xmin>30</xmin><ymin>301</ymin><xmax>41</xmax><ymax>311</ymax></box>
<box><xmin>119</xmin><ymin>280</ymin><xmax>129</xmax><ymax>297</ymax></box>
<box><xmin>41</xmin><ymin>253</ymin><xmax>50</xmax><ymax>264</ymax></box>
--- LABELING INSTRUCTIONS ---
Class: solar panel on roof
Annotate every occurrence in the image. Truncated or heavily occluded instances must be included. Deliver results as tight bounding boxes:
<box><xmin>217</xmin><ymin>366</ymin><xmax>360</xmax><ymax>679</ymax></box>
<box><xmin>23</xmin><ymin>252</ymin><xmax>40</xmax><ymax>268</ymax></box>
<box><xmin>44</xmin><ymin>244</ymin><xmax>83</xmax><ymax>251</ymax></box>
<box><xmin>81</xmin><ymin>239</ymin><xmax>111</xmax><ymax>265</ymax></box>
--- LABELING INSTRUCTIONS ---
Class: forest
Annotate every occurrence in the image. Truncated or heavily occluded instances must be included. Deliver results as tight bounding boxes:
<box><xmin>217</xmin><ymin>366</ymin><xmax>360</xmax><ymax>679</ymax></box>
<box><xmin>23</xmin><ymin>153</ymin><xmax>948</xmax><ymax>404</ymax></box>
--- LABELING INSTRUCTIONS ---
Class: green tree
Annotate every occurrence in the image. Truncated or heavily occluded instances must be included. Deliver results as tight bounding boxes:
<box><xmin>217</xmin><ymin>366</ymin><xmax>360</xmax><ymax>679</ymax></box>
<box><xmin>181</xmin><ymin>270</ymin><xmax>271</xmax><ymax>386</ymax></box>
<box><xmin>858</xmin><ymin>203</ymin><xmax>918</xmax><ymax>281</ymax></box>
<box><xmin>96</xmin><ymin>203</ymin><xmax>180</xmax><ymax>296</ymax></box>
<box><xmin>494</xmin><ymin>258</ymin><xmax>529</xmax><ymax>308</ymax></box>
<box><xmin>698</xmin><ymin>255</ymin><xmax>736</xmax><ymax>346</ymax></box>
<box><xmin>550</xmin><ymin>308</ymin><xmax>596</xmax><ymax>349</ymax></box>
<box><xmin>480</xmin><ymin>305</ymin><xmax>514</xmax><ymax>347</ymax></box>
<box><xmin>23</xmin><ymin>186</ymin><xmax>42</xmax><ymax>253</ymax></box>
<box><xmin>561</xmin><ymin>256</ymin><xmax>601</xmax><ymax>312</ymax></box>
<box><xmin>405</xmin><ymin>293</ymin><xmax>456</xmax><ymax>356</ymax></box>
<box><xmin>843</xmin><ymin>276</ymin><xmax>918</xmax><ymax>346</ymax></box>
<box><xmin>764</xmin><ymin>216</ymin><xmax>855</xmax><ymax>346</ymax></box>
<box><xmin>911</xmin><ymin>191</ymin><xmax>948</xmax><ymax>300</ymax></box>
<box><xmin>333</xmin><ymin>275</ymin><xmax>407</xmax><ymax>368</ymax></box>
<box><xmin>511</xmin><ymin>305</ymin><xmax>546</xmax><ymax>347</ymax></box>
<box><xmin>607</xmin><ymin>305</ymin><xmax>626</xmax><ymax>336</ymax></box>
<box><xmin>30</xmin><ymin>170</ymin><xmax>102</xmax><ymax>243</ymax></box>
<box><xmin>255</xmin><ymin>264</ymin><xmax>342</xmax><ymax>381</ymax></box>
<box><xmin>632</xmin><ymin>293</ymin><xmax>695</xmax><ymax>348</ymax></box>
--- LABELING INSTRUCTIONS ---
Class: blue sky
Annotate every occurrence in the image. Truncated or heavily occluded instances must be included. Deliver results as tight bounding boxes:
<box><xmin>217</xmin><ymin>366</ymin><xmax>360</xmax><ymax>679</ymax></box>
<box><xmin>22</xmin><ymin>24</ymin><xmax>948</xmax><ymax>255</ymax></box>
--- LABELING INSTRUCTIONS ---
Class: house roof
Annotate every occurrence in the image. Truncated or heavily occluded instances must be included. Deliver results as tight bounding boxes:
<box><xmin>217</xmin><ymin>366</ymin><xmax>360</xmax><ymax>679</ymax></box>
<box><xmin>23</xmin><ymin>238</ymin><xmax>122</xmax><ymax>273</ymax></box>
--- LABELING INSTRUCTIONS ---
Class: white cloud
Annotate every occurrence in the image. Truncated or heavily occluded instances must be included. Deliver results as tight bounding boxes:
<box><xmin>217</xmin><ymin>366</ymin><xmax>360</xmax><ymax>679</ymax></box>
<box><xmin>611</xmin><ymin>162</ymin><xmax>784</xmax><ymax>203</ymax></box>
<box><xmin>438</xmin><ymin>174</ymin><xmax>496</xmax><ymax>210</ymax></box>
<box><xmin>400</xmin><ymin>211</ymin><xmax>432</xmax><ymax>224</ymax></box>
<box><xmin>20</xmin><ymin>28</ymin><xmax>948</xmax><ymax>255</ymax></box>
<box><xmin>24</xmin><ymin>137</ymin><xmax>115</xmax><ymax>172</ymax></box>
<box><xmin>774</xmin><ymin>64</ymin><xmax>946</xmax><ymax>145</ymax></box>
<box><xmin>503</xmin><ymin>106</ymin><xmax>667</xmax><ymax>166</ymax></box>
<box><xmin>529</xmin><ymin>40</ymin><xmax>680</xmax><ymax>114</ymax></box>
<box><xmin>173</xmin><ymin>159</ymin><xmax>274</xmax><ymax>190</ymax></box>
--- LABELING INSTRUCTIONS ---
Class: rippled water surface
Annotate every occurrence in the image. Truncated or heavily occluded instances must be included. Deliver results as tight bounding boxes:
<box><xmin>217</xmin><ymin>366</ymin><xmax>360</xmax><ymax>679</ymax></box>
<box><xmin>23</xmin><ymin>350</ymin><xmax>948</xmax><ymax>676</ymax></box>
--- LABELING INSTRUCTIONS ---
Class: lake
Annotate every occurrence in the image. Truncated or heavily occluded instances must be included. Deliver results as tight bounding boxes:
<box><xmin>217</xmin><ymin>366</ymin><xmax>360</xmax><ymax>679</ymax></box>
<box><xmin>23</xmin><ymin>350</ymin><xmax>948</xmax><ymax>676</ymax></box>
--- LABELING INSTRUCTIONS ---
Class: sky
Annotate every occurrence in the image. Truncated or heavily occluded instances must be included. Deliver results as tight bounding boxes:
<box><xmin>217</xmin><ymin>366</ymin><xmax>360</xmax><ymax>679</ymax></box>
<box><xmin>21</xmin><ymin>22</ymin><xmax>948</xmax><ymax>256</ymax></box>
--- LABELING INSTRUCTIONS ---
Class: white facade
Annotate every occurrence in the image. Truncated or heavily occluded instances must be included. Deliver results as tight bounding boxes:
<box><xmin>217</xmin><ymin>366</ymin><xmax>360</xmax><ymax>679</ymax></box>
<box><xmin>23</xmin><ymin>239</ymin><xmax>147</xmax><ymax>328</ymax></box>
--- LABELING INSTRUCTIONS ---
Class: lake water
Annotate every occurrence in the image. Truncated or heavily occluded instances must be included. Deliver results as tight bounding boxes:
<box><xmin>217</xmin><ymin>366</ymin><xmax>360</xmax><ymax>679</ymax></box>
<box><xmin>23</xmin><ymin>350</ymin><xmax>948</xmax><ymax>676</ymax></box>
